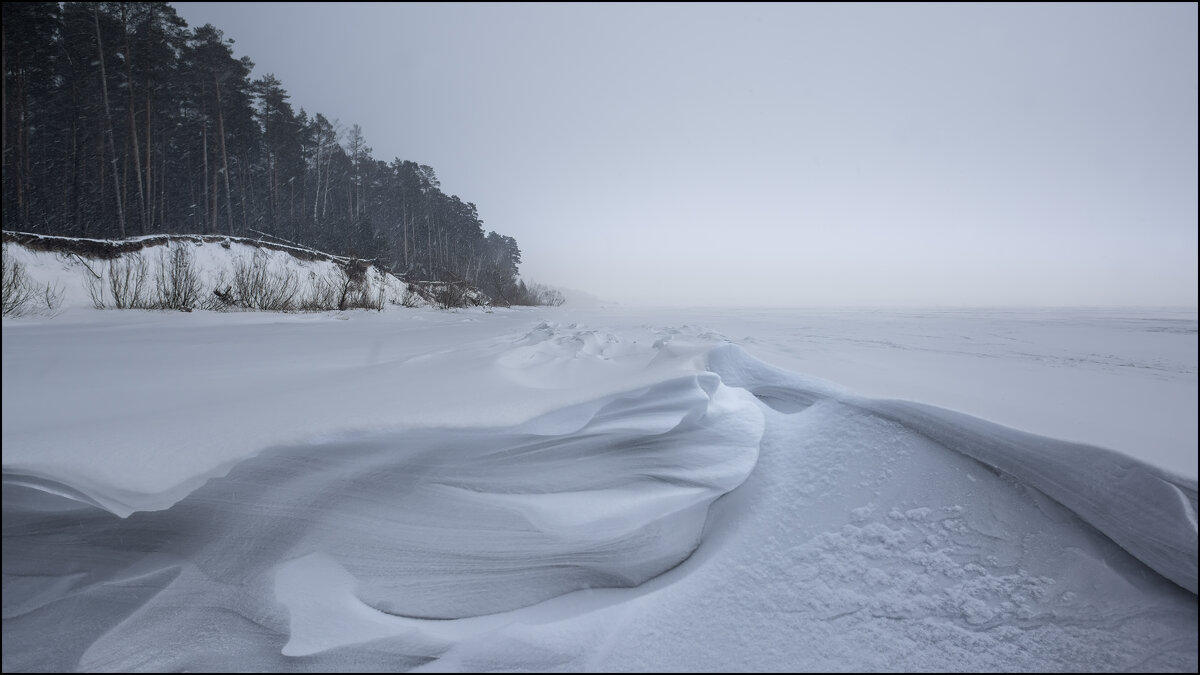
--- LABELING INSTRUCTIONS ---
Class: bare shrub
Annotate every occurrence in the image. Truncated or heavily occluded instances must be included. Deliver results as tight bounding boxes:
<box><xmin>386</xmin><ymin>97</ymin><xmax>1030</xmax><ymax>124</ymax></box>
<box><xmin>486</xmin><ymin>278</ymin><xmax>564</xmax><ymax>307</ymax></box>
<box><xmin>299</xmin><ymin>262</ymin><xmax>385</xmax><ymax>312</ymax></box>
<box><xmin>399</xmin><ymin>285</ymin><xmax>421</xmax><ymax>308</ymax></box>
<box><xmin>528</xmin><ymin>281</ymin><xmax>565</xmax><ymax>306</ymax></box>
<box><xmin>299</xmin><ymin>269</ymin><xmax>341</xmax><ymax>311</ymax></box>
<box><xmin>2</xmin><ymin>249</ymin><xmax>35</xmax><ymax>316</ymax></box>
<box><xmin>434</xmin><ymin>282</ymin><xmax>470</xmax><ymax>309</ymax></box>
<box><xmin>335</xmin><ymin>265</ymin><xmax>357</xmax><ymax>311</ymax></box>
<box><xmin>401</xmin><ymin>281</ymin><xmax>433</xmax><ymax>307</ymax></box>
<box><xmin>107</xmin><ymin>255</ymin><xmax>148</xmax><ymax>309</ymax></box>
<box><xmin>200</xmin><ymin>254</ymin><xmax>382</xmax><ymax>313</ymax></box>
<box><xmin>343</xmin><ymin>282</ymin><xmax>385</xmax><ymax>311</ymax></box>
<box><xmin>2</xmin><ymin>246</ymin><xmax>64</xmax><ymax>317</ymax></box>
<box><xmin>204</xmin><ymin>288</ymin><xmax>234</xmax><ymax>311</ymax></box>
<box><xmin>152</xmin><ymin>245</ymin><xmax>202</xmax><ymax>311</ymax></box>
<box><xmin>76</xmin><ymin>255</ymin><xmax>108</xmax><ymax>309</ymax></box>
<box><xmin>85</xmin><ymin>274</ymin><xmax>105</xmax><ymax>308</ymax></box>
<box><xmin>233</xmin><ymin>250</ymin><xmax>300</xmax><ymax>311</ymax></box>
<box><xmin>41</xmin><ymin>280</ymin><xmax>64</xmax><ymax>313</ymax></box>
<box><xmin>346</xmin><ymin>270</ymin><xmax>385</xmax><ymax>311</ymax></box>
<box><xmin>204</xmin><ymin>270</ymin><xmax>235</xmax><ymax>311</ymax></box>
<box><xmin>334</xmin><ymin>261</ymin><xmax>384</xmax><ymax>311</ymax></box>
<box><xmin>2</xmin><ymin>247</ymin><xmax>64</xmax><ymax>317</ymax></box>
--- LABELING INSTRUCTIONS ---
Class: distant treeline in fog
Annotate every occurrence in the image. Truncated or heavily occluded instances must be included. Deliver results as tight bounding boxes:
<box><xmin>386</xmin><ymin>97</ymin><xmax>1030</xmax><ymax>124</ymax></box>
<box><xmin>2</xmin><ymin>2</ymin><xmax>532</xmax><ymax>301</ymax></box>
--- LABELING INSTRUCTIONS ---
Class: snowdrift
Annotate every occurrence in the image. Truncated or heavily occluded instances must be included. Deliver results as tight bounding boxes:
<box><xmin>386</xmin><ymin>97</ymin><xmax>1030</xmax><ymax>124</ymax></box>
<box><xmin>3</xmin><ymin>302</ymin><xmax>1197</xmax><ymax>670</ymax></box>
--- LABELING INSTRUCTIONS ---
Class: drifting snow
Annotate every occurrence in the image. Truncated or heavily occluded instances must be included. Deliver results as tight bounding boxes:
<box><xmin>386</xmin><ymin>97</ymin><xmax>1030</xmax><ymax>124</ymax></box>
<box><xmin>2</xmin><ymin>238</ymin><xmax>1197</xmax><ymax>672</ymax></box>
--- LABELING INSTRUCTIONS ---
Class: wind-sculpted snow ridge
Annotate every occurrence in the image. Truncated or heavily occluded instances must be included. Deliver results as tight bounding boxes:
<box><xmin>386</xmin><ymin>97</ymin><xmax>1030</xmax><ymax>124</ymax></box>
<box><xmin>709</xmin><ymin>342</ymin><xmax>1199</xmax><ymax>595</ymax></box>
<box><xmin>1</xmin><ymin>373</ymin><xmax>763</xmax><ymax>671</ymax></box>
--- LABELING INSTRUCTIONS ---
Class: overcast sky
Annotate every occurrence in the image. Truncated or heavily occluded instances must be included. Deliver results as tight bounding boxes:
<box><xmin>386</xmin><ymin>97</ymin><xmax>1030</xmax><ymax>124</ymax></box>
<box><xmin>171</xmin><ymin>2</ymin><xmax>1197</xmax><ymax>307</ymax></box>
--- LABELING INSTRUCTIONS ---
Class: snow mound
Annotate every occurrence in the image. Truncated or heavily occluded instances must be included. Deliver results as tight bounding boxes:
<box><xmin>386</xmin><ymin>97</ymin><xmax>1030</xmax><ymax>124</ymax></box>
<box><xmin>709</xmin><ymin>342</ymin><xmax>1199</xmax><ymax>595</ymax></box>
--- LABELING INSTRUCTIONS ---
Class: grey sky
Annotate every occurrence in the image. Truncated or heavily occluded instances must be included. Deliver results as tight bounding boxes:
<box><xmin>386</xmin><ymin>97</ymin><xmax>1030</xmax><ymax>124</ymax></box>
<box><xmin>171</xmin><ymin>2</ymin><xmax>1198</xmax><ymax>307</ymax></box>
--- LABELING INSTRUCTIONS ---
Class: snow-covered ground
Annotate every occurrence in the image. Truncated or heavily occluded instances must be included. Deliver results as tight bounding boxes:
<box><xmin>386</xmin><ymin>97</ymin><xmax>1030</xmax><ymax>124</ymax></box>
<box><xmin>3</xmin><ymin>240</ymin><xmax>1197</xmax><ymax>672</ymax></box>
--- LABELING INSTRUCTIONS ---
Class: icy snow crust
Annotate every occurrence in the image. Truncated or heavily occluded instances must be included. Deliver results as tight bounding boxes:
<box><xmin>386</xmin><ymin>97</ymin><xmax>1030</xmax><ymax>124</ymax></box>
<box><xmin>4</xmin><ymin>308</ymin><xmax>1198</xmax><ymax>669</ymax></box>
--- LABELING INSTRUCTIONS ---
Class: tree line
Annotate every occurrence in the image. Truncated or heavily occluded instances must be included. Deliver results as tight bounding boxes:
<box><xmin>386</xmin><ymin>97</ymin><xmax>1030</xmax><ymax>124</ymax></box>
<box><xmin>2</xmin><ymin>2</ymin><xmax>536</xmax><ymax>302</ymax></box>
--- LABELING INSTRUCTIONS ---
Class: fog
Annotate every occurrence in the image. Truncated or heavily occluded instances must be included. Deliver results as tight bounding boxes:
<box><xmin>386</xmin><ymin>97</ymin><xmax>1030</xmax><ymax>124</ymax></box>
<box><xmin>172</xmin><ymin>2</ymin><xmax>1198</xmax><ymax>307</ymax></box>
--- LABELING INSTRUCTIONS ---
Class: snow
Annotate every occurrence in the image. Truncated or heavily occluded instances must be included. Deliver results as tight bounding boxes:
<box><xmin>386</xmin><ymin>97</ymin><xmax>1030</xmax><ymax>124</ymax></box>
<box><xmin>2</xmin><ymin>238</ymin><xmax>1197</xmax><ymax>672</ymax></box>
<box><xmin>6</xmin><ymin>233</ymin><xmax>424</xmax><ymax>310</ymax></box>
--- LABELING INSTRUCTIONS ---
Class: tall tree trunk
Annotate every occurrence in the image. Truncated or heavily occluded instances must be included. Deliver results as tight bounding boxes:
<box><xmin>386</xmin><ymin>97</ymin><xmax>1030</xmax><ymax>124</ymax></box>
<box><xmin>92</xmin><ymin>134</ymin><xmax>106</xmax><ymax>237</ymax></box>
<box><xmin>320</xmin><ymin>148</ymin><xmax>332</xmax><ymax>221</ymax></box>
<box><xmin>239</xmin><ymin>160</ymin><xmax>249</xmax><ymax>233</ymax></box>
<box><xmin>123</xmin><ymin>15</ymin><xmax>145</xmax><ymax>235</ymax></box>
<box><xmin>2</xmin><ymin>46</ymin><xmax>6</xmax><ymax>205</ymax></box>
<box><xmin>1</xmin><ymin>47</ymin><xmax>19</xmax><ymax>227</ymax></box>
<box><xmin>70</xmin><ymin>115</ymin><xmax>81</xmax><ymax>234</ymax></box>
<box><xmin>145</xmin><ymin>92</ymin><xmax>153</xmax><ymax>231</ymax></box>
<box><xmin>268</xmin><ymin>152</ymin><xmax>278</xmax><ymax>233</ymax></box>
<box><xmin>94</xmin><ymin>7</ymin><xmax>126</xmax><ymax>237</ymax></box>
<box><xmin>14</xmin><ymin>72</ymin><xmax>29</xmax><ymax>227</ymax></box>
<box><xmin>158</xmin><ymin>148</ymin><xmax>167</xmax><ymax>232</ymax></box>
<box><xmin>289</xmin><ymin>178</ymin><xmax>296</xmax><ymax>242</ymax></box>
<box><xmin>312</xmin><ymin>132</ymin><xmax>320</xmax><ymax>225</ymax></box>
<box><xmin>126</xmin><ymin>92</ymin><xmax>144</xmax><ymax>233</ymax></box>
<box><xmin>203</xmin><ymin>116</ymin><xmax>216</xmax><ymax>234</ymax></box>
<box><xmin>211</xmin><ymin>154</ymin><xmax>219</xmax><ymax>235</ymax></box>
<box><xmin>214</xmin><ymin>75</ymin><xmax>234</xmax><ymax>235</ymax></box>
